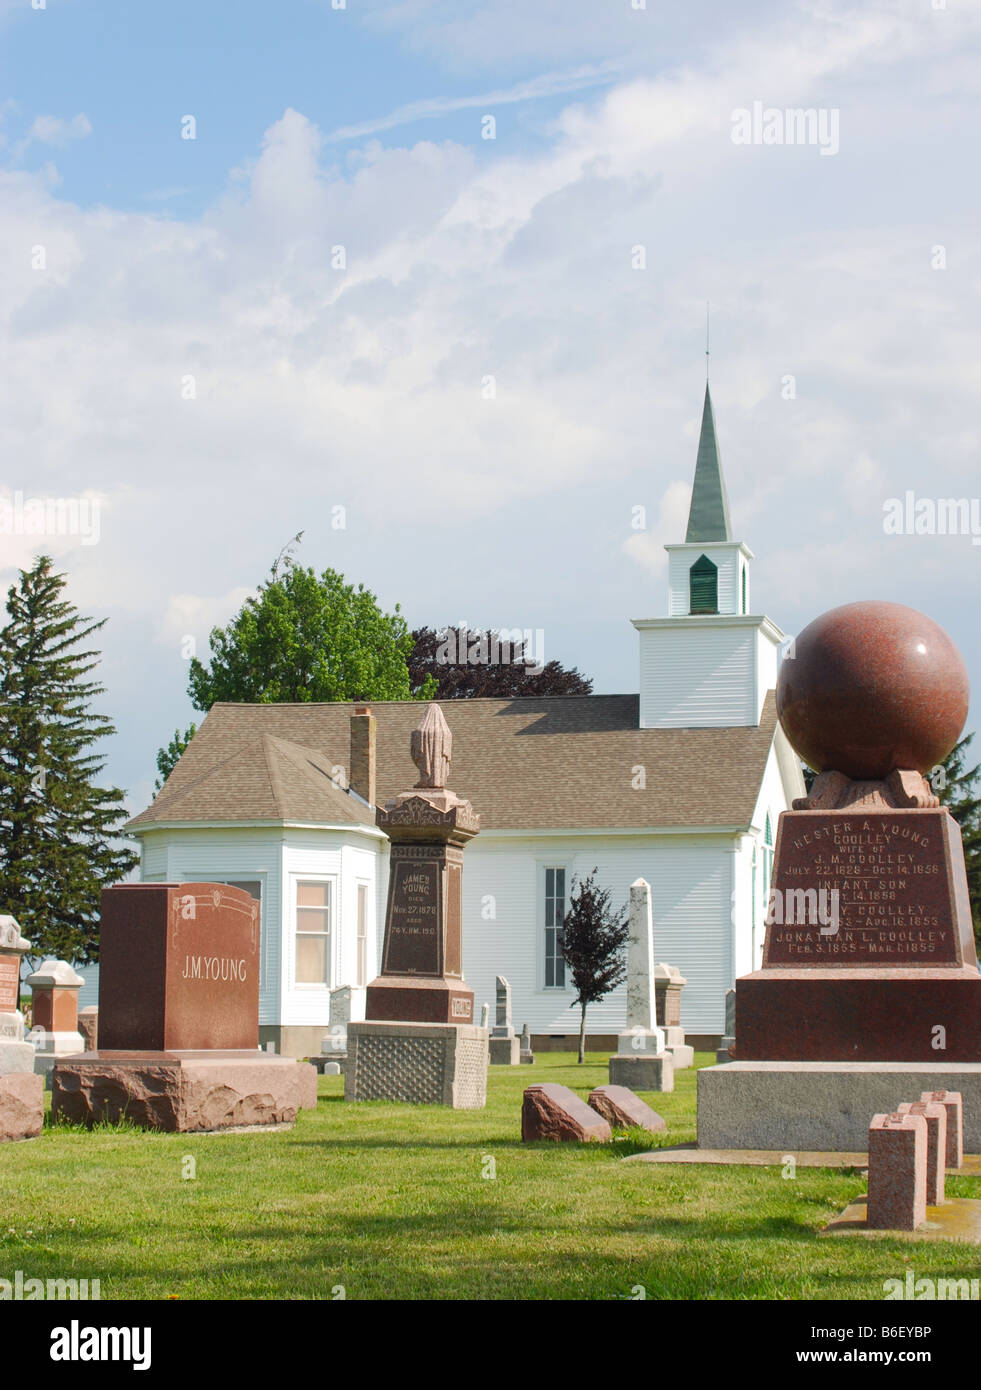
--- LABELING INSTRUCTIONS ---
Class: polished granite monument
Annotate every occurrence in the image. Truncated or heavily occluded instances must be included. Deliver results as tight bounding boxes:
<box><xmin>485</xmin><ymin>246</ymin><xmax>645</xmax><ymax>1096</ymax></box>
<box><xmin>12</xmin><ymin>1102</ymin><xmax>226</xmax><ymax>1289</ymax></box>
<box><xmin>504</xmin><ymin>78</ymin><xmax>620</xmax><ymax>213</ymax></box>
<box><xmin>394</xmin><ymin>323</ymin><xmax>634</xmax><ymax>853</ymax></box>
<box><xmin>699</xmin><ymin>601</ymin><xmax>981</xmax><ymax>1150</ymax></box>
<box><xmin>53</xmin><ymin>883</ymin><xmax>316</xmax><ymax>1132</ymax></box>
<box><xmin>347</xmin><ymin>705</ymin><xmax>488</xmax><ymax>1108</ymax></box>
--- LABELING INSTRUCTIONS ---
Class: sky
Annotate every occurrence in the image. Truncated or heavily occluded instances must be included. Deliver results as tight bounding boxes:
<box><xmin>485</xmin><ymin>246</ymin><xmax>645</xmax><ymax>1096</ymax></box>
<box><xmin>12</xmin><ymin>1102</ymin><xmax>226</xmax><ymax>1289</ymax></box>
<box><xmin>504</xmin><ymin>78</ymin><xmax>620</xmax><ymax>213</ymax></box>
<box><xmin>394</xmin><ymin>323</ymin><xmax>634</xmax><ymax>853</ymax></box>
<box><xmin>1</xmin><ymin>0</ymin><xmax>980</xmax><ymax>816</ymax></box>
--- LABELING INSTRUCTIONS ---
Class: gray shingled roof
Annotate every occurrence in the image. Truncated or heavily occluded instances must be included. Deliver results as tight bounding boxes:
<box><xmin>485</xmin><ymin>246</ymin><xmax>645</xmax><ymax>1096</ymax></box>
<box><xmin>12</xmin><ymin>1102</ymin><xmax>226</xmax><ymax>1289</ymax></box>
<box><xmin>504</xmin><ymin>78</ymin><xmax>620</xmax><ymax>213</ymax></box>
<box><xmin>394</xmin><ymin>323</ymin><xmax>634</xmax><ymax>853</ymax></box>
<box><xmin>128</xmin><ymin>693</ymin><xmax>779</xmax><ymax>833</ymax></box>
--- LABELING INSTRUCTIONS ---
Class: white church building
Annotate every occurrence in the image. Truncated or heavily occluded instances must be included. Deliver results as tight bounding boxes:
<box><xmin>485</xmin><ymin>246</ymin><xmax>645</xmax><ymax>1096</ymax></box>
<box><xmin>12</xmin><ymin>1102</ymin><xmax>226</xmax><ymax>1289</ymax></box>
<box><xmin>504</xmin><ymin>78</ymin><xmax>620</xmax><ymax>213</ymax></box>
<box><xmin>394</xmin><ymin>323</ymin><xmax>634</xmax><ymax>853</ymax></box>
<box><xmin>126</xmin><ymin>385</ymin><xmax>805</xmax><ymax>1055</ymax></box>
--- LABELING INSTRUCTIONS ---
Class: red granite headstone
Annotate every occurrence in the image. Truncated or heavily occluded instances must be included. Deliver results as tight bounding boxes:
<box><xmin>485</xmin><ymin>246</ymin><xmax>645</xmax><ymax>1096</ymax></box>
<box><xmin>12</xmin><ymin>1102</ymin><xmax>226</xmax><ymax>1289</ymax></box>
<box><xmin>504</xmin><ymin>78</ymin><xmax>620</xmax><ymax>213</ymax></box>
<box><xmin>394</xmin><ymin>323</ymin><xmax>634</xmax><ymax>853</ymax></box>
<box><xmin>521</xmin><ymin>1083</ymin><xmax>611</xmax><ymax>1143</ymax></box>
<box><xmin>898</xmin><ymin>1100</ymin><xmax>946</xmax><ymax>1206</ymax></box>
<box><xmin>867</xmin><ymin>1110</ymin><xmax>927</xmax><ymax>1230</ymax></box>
<box><xmin>587</xmin><ymin>1084</ymin><xmax>666</xmax><ymax>1133</ymax></box>
<box><xmin>97</xmin><ymin>883</ymin><xmax>260</xmax><ymax>1051</ymax></box>
<box><xmin>920</xmin><ymin>1089</ymin><xmax>963</xmax><ymax>1169</ymax></box>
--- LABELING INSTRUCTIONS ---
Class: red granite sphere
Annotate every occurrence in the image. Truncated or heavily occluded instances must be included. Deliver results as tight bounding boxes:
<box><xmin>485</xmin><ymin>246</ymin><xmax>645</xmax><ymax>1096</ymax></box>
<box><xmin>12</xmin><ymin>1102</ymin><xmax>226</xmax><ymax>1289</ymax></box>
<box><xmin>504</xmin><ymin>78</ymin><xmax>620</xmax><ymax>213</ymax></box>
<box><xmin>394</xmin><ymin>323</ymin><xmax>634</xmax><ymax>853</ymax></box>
<box><xmin>776</xmin><ymin>601</ymin><xmax>969</xmax><ymax>780</ymax></box>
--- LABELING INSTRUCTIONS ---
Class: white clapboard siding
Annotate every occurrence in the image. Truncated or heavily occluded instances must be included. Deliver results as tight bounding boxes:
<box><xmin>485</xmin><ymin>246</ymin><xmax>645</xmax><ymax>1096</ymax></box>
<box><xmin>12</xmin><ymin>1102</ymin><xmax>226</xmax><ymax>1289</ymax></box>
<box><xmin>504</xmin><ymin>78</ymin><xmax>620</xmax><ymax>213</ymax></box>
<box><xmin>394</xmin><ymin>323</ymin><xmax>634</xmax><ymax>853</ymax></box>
<box><xmin>756</xmin><ymin>632</ymin><xmax>779</xmax><ymax>718</ymax></box>
<box><xmin>639</xmin><ymin>624</ymin><xmax>756</xmax><ymax>727</ymax></box>
<box><xmin>138</xmin><ymin>827</ymin><xmax>285</xmax><ymax>1028</ymax></box>
<box><xmin>140</xmin><ymin>838</ymin><xmax>168</xmax><ymax>880</ymax></box>
<box><xmin>667</xmin><ymin>544</ymin><xmax>744</xmax><ymax>617</ymax></box>
<box><xmin>281</xmin><ymin>832</ymin><xmax>378</xmax><ymax>1028</ymax></box>
<box><xmin>463</xmin><ymin>832</ymin><xmax>736</xmax><ymax>1037</ymax></box>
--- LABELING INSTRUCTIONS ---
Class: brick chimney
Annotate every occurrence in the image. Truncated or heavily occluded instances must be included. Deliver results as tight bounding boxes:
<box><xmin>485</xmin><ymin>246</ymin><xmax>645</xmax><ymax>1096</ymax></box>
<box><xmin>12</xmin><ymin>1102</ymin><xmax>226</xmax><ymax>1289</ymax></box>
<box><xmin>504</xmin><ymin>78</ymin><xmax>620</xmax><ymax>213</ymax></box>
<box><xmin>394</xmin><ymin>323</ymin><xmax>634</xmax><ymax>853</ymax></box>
<box><xmin>350</xmin><ymin>706</ymin><xmax>377</xmax><ymax>807</ymax></box>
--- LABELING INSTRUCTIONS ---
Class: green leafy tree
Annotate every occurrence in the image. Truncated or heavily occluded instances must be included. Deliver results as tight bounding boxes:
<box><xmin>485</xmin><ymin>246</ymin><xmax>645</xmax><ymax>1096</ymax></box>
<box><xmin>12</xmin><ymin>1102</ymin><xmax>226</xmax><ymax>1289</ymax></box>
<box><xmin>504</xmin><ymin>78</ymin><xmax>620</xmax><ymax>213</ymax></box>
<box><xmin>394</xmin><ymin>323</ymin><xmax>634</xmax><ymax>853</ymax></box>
<box><xmin>560</xmin><ymin>869</ymin><xmax>629</xmax><ymax>1063</ymax></box>
<box><xmin>186</xmin><ymin>545</ymin><xmax>433</xmax><ymax>710</ymax></box>
<box><xmin>934</xmin><ymin>733</ymin><xmax>981</xmax><ymax>944</ymax></box>
<box><xmin>154</xmin><ymin>723</ymin><xmax>197</xmax><ymax>794</ymax></box>
<box><xmin>0</xmin><ymin>556</ymin><xmax>138</xmax><ymax>966</ymax></box>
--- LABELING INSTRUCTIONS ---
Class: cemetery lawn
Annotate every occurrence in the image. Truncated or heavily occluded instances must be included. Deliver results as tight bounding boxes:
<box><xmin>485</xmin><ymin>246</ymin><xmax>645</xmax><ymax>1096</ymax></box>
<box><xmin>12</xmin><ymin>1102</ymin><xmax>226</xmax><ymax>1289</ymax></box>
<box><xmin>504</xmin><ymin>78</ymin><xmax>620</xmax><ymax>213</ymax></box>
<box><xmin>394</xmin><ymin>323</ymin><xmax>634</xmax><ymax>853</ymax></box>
<box><xmin>4</xmin><ymin>1053</ymin><xmax>981</xmax><ymax>1300</ymax></box>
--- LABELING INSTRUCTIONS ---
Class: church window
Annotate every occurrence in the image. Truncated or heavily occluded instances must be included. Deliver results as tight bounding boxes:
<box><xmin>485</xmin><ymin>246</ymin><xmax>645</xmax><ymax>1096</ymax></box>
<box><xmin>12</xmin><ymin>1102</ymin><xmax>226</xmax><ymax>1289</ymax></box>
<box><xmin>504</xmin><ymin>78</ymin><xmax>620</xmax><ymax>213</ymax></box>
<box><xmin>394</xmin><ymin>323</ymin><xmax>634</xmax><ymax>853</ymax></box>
<box><xmin>544</xmin><ymin>867</ymin><xmax>567</xmax><ymax>988</ymax></box>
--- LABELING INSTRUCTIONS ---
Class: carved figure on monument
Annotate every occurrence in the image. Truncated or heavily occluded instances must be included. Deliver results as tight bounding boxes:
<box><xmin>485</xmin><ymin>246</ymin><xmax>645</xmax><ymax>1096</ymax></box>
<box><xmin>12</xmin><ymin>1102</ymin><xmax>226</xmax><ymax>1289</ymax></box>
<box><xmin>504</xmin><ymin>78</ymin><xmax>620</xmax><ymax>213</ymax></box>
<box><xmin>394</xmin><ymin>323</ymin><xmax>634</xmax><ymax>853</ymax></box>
<box><xmin>411</xmin><ymin>704</ymin><xmax>452</xmax><ymax>789</ymax></box>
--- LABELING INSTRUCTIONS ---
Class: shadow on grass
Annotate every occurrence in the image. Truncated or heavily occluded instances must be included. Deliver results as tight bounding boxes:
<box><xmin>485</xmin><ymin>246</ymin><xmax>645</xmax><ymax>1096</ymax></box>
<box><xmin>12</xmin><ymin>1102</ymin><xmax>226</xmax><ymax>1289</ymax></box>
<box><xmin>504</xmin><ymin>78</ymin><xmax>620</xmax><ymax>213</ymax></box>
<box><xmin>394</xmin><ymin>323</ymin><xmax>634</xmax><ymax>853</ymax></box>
<box><xmin>36</xmin><ymin>1202</ymin><xmax>874</xmax><ymax>1298</ymax></box>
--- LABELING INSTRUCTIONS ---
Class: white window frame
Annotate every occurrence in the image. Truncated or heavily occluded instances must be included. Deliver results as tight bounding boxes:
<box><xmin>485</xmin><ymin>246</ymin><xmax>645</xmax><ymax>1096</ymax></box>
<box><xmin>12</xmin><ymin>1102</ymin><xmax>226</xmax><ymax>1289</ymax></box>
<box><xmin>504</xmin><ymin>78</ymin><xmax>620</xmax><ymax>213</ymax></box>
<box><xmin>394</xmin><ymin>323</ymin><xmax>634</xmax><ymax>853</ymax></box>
<box><xmin>355</xmin><ymin>879</ymin><xmax>371</xmax><ymax>988</ymax></box>
<box><xmin>195</xmin><ymin>875</ymin><xmax>267</xmax><ymax>989</ymax></box>
<box><xmin>537</xmin><ymin>859</ymin><xmax>573</xmax><ymax>992</ymax></box>
<box><xmin>291</xmin><ymin>874</ymin><xmax>337</xmax><ymax>991</ymax></box>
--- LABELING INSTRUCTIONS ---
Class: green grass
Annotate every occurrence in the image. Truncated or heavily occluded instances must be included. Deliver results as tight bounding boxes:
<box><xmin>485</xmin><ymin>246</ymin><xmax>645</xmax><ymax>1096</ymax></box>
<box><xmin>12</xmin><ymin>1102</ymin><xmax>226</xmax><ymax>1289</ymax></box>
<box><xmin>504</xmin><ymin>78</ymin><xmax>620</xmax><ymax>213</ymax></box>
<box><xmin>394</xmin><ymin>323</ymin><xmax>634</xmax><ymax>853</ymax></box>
<box><xmin>2</xmin><ymin>1052</ymin><xmax>979</xmax><ymax>1300</ymax></box>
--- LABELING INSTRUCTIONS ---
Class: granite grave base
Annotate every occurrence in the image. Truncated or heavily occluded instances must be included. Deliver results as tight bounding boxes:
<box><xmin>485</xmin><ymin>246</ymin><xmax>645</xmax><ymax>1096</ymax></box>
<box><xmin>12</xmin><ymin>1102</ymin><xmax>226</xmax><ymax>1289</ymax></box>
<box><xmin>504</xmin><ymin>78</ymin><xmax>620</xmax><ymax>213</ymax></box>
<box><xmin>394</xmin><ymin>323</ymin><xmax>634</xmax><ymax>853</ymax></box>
<box><xmin>345</xmin><ymin>1020</ymin><xmax>488</xmax><ymax>1109</ymax></box>
<box><xmin>609</xmin><ymin>1053</ymin><xmax>674</xmax><ymax>1092</ymax></box>
<box><xmin>489</xmin><ymin>1035</ymin><xmax>520</xmax><ymax>1065</ymax></box>
<box><xmin>51</xmin><ymin>1051</ymin><xmax>317</xmax><ymax>1133</ymax></box>
<box><xmin>698</xmin><ymin>1060</ymin><xmax>981</xmax><ymax>1152</ymax></box>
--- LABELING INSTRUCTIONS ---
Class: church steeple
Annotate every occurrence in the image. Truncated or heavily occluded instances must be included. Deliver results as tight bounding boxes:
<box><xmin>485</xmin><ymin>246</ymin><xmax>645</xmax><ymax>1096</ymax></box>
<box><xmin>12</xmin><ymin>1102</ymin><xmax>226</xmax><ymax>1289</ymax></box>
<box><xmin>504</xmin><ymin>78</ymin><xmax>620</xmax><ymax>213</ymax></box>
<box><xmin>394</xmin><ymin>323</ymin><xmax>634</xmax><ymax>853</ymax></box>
<box><xmin>685</xmin><ymin>383</ymin><xmax>732</xmax><ymax>543</ymax></box>
<box><xmin>659</xmin><ymin>380</ymin><xmax>753</xmax><ymax>623</ymax></box>
<box><xmin>631</xmin><ymin>376</ymin><xmax>786</xmax><ymax>730</ymax></box>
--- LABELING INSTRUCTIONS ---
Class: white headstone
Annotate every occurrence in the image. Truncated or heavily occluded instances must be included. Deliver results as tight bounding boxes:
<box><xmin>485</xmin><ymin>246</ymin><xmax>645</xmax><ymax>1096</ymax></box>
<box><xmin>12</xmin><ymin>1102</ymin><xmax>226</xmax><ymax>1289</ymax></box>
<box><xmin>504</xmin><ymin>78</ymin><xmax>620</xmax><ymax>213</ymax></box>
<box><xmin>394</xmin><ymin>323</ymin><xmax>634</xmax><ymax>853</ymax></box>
<box><xmin>329</xmin><ymin>986</ymin><xmax>353</xmax><ymax>1028</ymax></box>
<box><xmin>616</xmin><ymin>878</ymin><xmax>664</xmax><ymax>1057</ymax></box>
<box><xmin>492</xmin><ymin>975</ymin><xmax>514</xmax><ymax>1038</ymax></box>
<box><xmin>323</xmin><ymin>985</ymin><xmax>352</xmax><ymax>1054</ymax></box>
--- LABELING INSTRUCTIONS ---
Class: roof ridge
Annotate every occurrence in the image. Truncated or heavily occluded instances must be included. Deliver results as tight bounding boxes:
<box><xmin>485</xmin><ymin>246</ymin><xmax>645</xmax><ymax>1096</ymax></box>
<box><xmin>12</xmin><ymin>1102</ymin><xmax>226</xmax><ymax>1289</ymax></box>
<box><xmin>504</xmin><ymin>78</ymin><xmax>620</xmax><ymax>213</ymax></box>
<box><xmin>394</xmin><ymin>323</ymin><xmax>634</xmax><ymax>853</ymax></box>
<box><xmin>208</xmin><ymin>693</ymin><xmax>637</xmax><ymax>710</ymax></box>
<box><xmin>260</xmin><ymin>733</ymin><xmax>290</xmax><ymax>817</ymax></box>
<box><xmin>261</xmin><ymin>733</ymin><xmax>374</xmax><ymax>823</ymax></box>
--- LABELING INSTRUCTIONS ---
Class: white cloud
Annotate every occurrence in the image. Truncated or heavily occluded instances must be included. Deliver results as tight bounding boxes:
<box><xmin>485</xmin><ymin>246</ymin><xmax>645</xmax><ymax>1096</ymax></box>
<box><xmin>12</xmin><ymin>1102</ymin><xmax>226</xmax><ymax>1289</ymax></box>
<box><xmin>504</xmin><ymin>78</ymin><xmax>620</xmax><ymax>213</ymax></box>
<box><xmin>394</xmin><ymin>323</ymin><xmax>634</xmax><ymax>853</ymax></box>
<box><xmin>157</xmin><ymin>588</ymin><xmax>257</xmax><ymax>648</ymax></box>
<box><xmin>12</xmin><ymin>112</ymin><xmax>92</xmax><ymax>159</ymax></box>
<box><xmin>622</xmin><ymin>483</ymin><xmax>692</xmax><ymax>578</ymax></box>
<box><xmin>325</xmin><ymin>61</ymin><xmax>625</xmax><ymax>142</ymax></box>
<box><xmin>2</xmin><ymin>0</ymin><xmax>981</xmax><ymax>788</ymax></box>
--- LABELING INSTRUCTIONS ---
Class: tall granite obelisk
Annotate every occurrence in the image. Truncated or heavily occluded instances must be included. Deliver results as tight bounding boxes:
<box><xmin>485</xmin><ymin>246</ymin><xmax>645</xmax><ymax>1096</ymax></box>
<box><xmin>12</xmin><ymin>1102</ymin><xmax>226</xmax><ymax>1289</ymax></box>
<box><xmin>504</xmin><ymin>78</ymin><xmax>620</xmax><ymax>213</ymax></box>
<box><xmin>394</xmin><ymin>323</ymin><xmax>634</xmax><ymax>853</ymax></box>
<box><xmin>347</xmin><ymin>705</ymin><xmax>489</xmax><ymax>1108</ymax></box>
<box><xmin>608</xmin><ymin>879</ymin><xmax>673</xmax><ymax>1092</ymax></box>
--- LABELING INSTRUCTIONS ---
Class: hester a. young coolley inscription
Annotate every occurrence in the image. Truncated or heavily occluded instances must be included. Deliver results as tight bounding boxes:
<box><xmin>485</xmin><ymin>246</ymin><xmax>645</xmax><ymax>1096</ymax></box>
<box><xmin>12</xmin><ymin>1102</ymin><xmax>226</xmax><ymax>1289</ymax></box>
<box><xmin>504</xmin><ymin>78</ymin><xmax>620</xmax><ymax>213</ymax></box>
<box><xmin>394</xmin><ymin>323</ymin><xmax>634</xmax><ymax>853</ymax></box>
<box><xmin>764</xmin><ymin>812</ymin><xmax>960</xmax><ymax>966</ymax></box>
<box><xmin>382</xmin><ymin>859</ymin><xmax>443</xmax><ymax>976</ymax></box>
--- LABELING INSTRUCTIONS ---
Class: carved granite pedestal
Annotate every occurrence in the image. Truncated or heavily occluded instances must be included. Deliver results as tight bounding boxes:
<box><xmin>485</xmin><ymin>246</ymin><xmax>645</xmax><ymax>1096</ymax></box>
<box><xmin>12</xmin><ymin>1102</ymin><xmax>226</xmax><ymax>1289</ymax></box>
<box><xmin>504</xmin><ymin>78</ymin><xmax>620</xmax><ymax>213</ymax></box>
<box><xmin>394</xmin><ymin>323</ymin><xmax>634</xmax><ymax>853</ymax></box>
<box><xmin>345</xmin><ymin>1021</ymin><xmax>487</xmax><ymax>1108</ymax></box>
<box><xmin>348</xmin><ymin>705</ymin><xmax>489</xmax><ymax>1108</ymax></box>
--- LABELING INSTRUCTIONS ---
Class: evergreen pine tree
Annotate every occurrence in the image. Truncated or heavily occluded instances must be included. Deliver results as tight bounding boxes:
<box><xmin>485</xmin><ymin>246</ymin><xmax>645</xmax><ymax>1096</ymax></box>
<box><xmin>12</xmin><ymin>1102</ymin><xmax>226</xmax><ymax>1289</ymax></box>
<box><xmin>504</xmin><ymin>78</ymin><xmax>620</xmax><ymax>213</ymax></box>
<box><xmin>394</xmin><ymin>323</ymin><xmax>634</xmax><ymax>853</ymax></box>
<box><xmin>0</xmin><ymin>556</ymin><xmax>137</xmax><ymax>966</ymax></box>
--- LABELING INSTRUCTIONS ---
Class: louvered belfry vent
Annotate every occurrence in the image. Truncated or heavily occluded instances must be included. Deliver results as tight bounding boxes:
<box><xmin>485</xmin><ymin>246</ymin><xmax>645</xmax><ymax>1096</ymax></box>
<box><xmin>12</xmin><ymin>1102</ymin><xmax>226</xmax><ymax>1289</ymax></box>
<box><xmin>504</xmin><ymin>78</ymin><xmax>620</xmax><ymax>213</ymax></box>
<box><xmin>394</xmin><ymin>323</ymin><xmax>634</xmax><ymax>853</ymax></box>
<box><xmin>690</xmin><ymin>554</ymin><xmax>718</xmax><ymax>614</ymax></box>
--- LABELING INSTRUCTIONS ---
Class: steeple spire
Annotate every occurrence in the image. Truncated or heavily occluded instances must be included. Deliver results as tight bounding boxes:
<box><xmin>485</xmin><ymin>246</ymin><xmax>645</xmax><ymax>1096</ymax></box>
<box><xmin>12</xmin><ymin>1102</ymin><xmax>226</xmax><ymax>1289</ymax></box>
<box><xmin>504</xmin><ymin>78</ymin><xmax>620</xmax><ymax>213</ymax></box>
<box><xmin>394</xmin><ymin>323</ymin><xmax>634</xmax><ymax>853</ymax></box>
<box><xmin>685</xmin><ymin>382</ymin><xmax>732</xmax><ymax>543</ymax></box>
